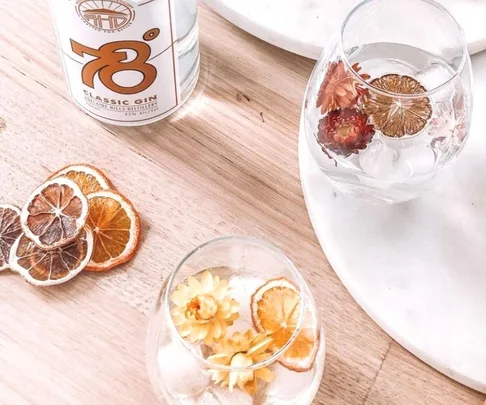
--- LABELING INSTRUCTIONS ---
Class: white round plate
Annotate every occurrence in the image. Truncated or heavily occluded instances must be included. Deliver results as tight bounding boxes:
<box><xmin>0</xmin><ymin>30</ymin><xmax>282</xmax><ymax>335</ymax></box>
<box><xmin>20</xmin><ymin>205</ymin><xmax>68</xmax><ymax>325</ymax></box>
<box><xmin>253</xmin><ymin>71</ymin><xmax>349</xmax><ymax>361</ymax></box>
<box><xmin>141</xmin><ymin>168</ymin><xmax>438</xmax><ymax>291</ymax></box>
<box><xmin>205</xmin><ymin>0</ymin><xmax>486</xmax><ymax>59</ymax></box>
<box><xmin>298</xmin><ymin>51</ymin><xmax>486</xmax><ymax>392</ymax></box>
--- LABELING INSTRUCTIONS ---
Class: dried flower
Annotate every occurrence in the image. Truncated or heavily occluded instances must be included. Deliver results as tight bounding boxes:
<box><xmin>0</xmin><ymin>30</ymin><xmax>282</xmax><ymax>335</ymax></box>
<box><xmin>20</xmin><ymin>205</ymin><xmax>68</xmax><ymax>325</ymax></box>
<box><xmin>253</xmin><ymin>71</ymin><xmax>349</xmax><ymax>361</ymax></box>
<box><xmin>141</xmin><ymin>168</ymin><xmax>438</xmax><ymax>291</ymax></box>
<box><xmin>454</xmin><ymin>115</ymin><xmax>467</xmax><ymax>142</ymax></box>
<box><xmin>316</xmin><ymin>61</ymin><xmax>370</xmax><ymax>114</ymax></box>
<box><xmin>208</xmin><ymin>330</ymin><xmax>275</xmax><ymax>395</ymax></box>
<box><xmin>364</xmin><ymin>74</ymin><xmax>432</xmax><ymax>138</ymax></box>
<box><xmin>318</xmin><ymin>108</ymin><xmax>375</xmax><ymax>156</ymax></box>
<box><xmin>453</xmin><ymin>92</ymin><xmax>468</xmax><ymax>142</ymax></box>
<box><xmin>171</xmin><ymin>271</ymin><xmax>239</xmax><ymax>345</ymax></box>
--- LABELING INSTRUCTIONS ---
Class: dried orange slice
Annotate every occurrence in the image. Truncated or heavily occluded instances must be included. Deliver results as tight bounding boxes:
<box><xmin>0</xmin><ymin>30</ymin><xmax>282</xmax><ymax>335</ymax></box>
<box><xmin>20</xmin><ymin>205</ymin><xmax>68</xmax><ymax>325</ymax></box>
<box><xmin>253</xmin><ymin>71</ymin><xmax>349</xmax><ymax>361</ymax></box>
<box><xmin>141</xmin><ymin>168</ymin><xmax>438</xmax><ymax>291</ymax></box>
<box><xmin>364</xmin><ymin>74</ymin><xmax>432</xmax><ymax>138</ymax></box>
<box><xmin>0</xmin><ymin>205</ymin><xmax>22</xmax><ymax>272</ymax></box>
<box><xmin>20</xmin><ymin>178</ymin><xmax>89</xmax><ymax>250</ymax></box>
<box><xmin>48</xmin><ymin>163</ymin><xmax>114</xmax><ymax>195</ymax></box>
<box><xmin>10</xmin><ymin>229</ymin><xmax>93</xmax><ymax>286</ymax></box>
<box><xmin>251</xmin><ymin>278</ymin><xmax>320</xmax><ymax>372</ymax></box>
<box><xmin>85</xmin><ymin>191</ymin><xmax>141</xmax><ymax>272</ymax></box>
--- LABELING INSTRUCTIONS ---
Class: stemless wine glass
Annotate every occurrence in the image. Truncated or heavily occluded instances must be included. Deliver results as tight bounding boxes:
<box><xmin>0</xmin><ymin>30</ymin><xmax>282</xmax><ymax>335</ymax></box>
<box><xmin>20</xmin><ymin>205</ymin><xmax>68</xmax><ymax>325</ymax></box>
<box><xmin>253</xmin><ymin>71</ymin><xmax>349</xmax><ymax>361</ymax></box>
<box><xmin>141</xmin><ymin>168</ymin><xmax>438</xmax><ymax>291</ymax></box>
<box><xmin>147</xmin><ymin>236</ymin><xmax>325</xmax><ymax>405</ymax></box>
<box><xmin>304</xmin><ymin>0</ymin><xmax>473</xmax><ymax>203</ymax></box>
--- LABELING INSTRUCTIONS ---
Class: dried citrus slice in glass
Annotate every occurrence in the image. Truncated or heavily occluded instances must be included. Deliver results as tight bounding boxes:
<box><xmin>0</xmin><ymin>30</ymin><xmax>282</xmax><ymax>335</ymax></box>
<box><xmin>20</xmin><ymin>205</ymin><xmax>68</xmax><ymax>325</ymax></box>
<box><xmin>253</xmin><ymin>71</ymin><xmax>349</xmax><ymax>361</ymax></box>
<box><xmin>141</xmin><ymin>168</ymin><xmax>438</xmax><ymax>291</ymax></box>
<box><xmin>10</xmin><ymin>229</ymin><xmax>93</xmax><ymax>286</ymax></box>
<box><xmin>364</xmin><ymin>74</ymin><xmax>432</xmax><ymax>138</ymax></box>
<box><xmin>21</xmin><ymin>178</ymin><xmax>89</xmax><ymax>250</ymax></box>
<box><xmin>48</xmin><ymin>163</ymin><xmax>114</xmax><ymax>195</ymax></box>
<box><xmin>251</xmin><ymin>277</ymin><xmax>320</xmax><ymax>372</ymax></box>
<box><xmin>85</xmin><ymin>191</ymin><xmax>141</xmax><ymax>272</ymax></box>
<box><xmin>0</xmin><ymin>205</ymin><xmax>22</xmax><ymax>272</ymax></box>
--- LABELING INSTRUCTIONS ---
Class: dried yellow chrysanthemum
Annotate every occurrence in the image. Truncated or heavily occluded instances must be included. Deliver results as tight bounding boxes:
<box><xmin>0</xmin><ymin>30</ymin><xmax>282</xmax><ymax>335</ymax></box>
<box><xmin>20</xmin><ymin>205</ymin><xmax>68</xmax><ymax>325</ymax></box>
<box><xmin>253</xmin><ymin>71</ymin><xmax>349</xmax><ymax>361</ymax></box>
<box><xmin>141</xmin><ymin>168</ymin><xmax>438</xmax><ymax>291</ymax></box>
<box><xmin>171</xmin><ymin>270</ymin><xmax>239</xmax><ymax>345</ymax></box>
<box><xmin>208</xmin><ymin>330</ymin><xmax>275</xmax><ymax>395</ymax></box>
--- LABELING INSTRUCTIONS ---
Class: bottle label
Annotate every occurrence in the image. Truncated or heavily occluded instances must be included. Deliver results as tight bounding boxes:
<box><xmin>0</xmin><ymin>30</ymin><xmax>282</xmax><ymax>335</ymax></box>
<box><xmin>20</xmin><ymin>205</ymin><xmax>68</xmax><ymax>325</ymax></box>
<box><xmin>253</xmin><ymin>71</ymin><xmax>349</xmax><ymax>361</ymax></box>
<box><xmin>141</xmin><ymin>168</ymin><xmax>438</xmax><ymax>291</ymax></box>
<box><xmin>50</xmin><ymin>0</ymin><xmax>179</xmax><ymax>125</ymax></box>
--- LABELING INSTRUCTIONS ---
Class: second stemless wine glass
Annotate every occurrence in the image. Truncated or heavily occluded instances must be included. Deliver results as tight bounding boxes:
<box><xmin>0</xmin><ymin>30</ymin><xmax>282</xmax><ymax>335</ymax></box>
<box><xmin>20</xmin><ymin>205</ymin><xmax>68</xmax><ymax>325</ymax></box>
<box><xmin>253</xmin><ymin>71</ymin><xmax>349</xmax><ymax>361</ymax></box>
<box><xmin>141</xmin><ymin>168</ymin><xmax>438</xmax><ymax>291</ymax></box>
<box><xmin>147</xmin><ymin>236</ymin><xmax>325</xmax><ymax>405</ymax></box>
<box><xmin>304</xmin><ymin>0</ymin><xmax>473</xmax><ymax>203</ymax></box>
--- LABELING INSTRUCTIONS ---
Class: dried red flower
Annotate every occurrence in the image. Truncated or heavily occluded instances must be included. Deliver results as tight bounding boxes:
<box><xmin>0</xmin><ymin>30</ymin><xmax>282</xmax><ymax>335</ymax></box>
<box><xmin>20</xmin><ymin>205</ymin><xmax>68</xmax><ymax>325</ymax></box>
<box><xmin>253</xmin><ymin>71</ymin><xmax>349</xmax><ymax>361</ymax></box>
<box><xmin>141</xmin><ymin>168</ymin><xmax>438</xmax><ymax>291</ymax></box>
<box><xmin>316</xmin><ymin>61</ymin><xmax>370</xmax><ymax>114</ymax></box>
<box><xmin>318</xmin><ymin>108</ymin><xmax>375</xmax><ymax>156</ymax></box>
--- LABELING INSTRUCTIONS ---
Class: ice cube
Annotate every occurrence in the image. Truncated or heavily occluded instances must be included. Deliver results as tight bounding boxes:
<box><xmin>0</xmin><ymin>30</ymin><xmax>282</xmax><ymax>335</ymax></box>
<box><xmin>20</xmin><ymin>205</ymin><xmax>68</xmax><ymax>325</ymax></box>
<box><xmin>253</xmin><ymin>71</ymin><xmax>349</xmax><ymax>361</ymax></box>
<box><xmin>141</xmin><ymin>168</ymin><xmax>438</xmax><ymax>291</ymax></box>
<box><xmin>158</xmin><ymin>339</ymin><xmax>211</xmax><ymax>398</ymax></box>
<box><xmin>394</xmin><ymin>146</ymin><xmax>436</xmax><ymax>177</ymax></box>
<box><xmin>198</xmin><ymin>386</ymin><xmax>253</xmax><ymax>405</ymax></box>
<box><xmin>359</xmin><ymin>139</ymin><xmax>436</xmax><ymax>183</ymax></box>
<box><xmin>359</xmin><ymin>140</ymin><xmax>397</xmax><ymax>180</ymax></box>
<box><xmin>264</xmin><ymin>364</ymin><xmax>316</xmax><ymax>402</ymax></box>
<box><xmin>228</xmin><ymin>275</ymin><xmax>265</xmax><ymax>333</ymax></box>
<box><xmin>416</xmin><ymin>62</ymin><xmax>453</xmax><ymax>89</ymax></box>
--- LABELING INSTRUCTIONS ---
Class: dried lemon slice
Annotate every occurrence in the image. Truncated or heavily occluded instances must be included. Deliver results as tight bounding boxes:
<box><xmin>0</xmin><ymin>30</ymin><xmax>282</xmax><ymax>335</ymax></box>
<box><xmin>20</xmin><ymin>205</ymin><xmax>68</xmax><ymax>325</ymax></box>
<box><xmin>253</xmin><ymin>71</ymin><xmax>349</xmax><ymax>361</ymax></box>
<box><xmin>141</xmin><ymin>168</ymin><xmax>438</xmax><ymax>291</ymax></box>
<box><xmin>85</xmin><ymin>191</ymin><xmax>141</xmax><ymax>272</ymax></box>
<box><xmin>364</xmin><ymin>74</ymin><xmax>432</xmax><ymax>138</ymax></box>
<box><xmin>48</xmin><ymin>163</ymin><xmax>114</xmax><ymax>195</ymax></box>
<box><xmin>10</xmin><ymin>229</ymin><xmax>93</xmax><ymax>286</ymax></box>
<box><xmin>0</xmin><ymin>205</ymin><xmax>22</xmax><ymax>272</ymax></box>
<box><xmin>251</xmin><ymin>277</ymin><xmax>320</xmax><ymax>372</ymax></box>
<box><xmin>21</xmin><ymin>178</ymin><xmax>89</xmax><ymax>250</ymax></box>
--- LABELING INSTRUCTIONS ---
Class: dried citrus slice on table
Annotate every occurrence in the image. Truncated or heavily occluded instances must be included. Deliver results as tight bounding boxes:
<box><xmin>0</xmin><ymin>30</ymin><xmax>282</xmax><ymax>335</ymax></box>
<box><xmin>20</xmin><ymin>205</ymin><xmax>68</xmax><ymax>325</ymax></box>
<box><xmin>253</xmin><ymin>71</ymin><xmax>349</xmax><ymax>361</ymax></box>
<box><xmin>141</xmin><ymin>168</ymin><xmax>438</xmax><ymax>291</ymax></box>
<box><xmin>20</xmin><ymin>177</ymin><xmax>88</xmax><ymax>249</ymax></box>
<box><xmin>251</xmin><ymin>278</ymin><xmax>320</xmax><ymax>372</ymax></box>
<box><xmin>85</xmin><ymin>191</ymin><xmax>141</xmax><ymax>272</ymax></box>
<box><xmin>0</xmin><ymin>205</ymin><xmax>22</xmax><ymax>272</ymax></box>
<box><xmin>48</xmin><ymin>163</ymin><xmax>114</xmax><ymax>195</ymax></box>
<box><xmin>10</xmin><ymin>229</ymin><xmax>93</xmax><ymax>286</ymax></box>
<box><xmin>20</xmin><ymin>178</ymin><xmax>88</xmax><ymax>250</ymax></box>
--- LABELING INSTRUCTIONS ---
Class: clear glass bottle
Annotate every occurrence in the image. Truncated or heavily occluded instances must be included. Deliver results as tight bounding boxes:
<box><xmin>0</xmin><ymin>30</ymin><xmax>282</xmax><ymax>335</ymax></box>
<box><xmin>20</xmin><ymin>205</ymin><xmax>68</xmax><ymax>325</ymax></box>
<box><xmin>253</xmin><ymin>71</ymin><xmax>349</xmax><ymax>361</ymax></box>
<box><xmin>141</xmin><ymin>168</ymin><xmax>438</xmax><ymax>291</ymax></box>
<box><xmin>174</xmin><ymin>0</ymin><xmax>200</xmax><ymax>104</ymax></box>
<box><xmin>49</xmin><ymin>0</ymin><xmax>200</xmax><ymax>126</ymax></box>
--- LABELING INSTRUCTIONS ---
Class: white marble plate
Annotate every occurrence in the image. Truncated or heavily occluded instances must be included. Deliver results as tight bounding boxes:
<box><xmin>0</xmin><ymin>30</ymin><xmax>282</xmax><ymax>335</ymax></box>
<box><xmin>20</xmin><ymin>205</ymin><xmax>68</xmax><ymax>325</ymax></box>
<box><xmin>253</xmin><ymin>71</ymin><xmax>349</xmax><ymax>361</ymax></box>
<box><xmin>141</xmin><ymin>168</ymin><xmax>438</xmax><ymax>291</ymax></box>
<box><xmin>204</xmin><ymin>0</ymin><xmax>486</xmax><ymax>59</ymax></box>
<box><xmin>298</xmin><ymin>51</ymin><xmax>486</xmax><ymax>392</ymax></box>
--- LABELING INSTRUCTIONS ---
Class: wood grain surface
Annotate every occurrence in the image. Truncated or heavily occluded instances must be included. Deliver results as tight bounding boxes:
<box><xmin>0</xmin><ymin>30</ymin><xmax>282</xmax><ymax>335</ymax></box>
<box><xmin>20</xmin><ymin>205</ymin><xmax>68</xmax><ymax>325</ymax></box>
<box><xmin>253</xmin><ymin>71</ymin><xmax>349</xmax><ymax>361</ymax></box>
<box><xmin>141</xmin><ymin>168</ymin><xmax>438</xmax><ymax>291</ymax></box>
<box><xmin>0</xmin><ymin>1</ymin><xmax>485</xmax><ymax>404</ymax></box>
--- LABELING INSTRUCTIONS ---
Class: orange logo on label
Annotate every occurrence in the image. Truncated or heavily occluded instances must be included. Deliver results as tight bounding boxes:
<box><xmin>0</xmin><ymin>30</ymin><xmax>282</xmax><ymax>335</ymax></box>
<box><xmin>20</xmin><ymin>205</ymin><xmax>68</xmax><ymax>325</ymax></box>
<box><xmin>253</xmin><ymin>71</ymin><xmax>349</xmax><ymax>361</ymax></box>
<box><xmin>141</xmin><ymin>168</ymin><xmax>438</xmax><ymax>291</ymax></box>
<box><xmin>76</xmin><ymin>0</ymin><xmax>135</xmax><ymax>32</ymax></box>
<box><xmin>71</xmin><ymin>29</ymin><xmax>160</xmax><ymax>95</ymax></box>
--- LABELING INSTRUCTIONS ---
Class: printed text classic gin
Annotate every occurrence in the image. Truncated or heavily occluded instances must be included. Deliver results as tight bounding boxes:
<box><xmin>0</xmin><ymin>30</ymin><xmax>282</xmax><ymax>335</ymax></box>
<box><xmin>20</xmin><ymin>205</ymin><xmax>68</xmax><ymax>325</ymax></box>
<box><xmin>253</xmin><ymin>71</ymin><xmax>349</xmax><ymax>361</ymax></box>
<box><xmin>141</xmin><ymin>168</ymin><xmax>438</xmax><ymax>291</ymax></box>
<box><xmin>49</xmin><ymin>0</ymin><xmax>200</xmax><ymax>126</ymax></box>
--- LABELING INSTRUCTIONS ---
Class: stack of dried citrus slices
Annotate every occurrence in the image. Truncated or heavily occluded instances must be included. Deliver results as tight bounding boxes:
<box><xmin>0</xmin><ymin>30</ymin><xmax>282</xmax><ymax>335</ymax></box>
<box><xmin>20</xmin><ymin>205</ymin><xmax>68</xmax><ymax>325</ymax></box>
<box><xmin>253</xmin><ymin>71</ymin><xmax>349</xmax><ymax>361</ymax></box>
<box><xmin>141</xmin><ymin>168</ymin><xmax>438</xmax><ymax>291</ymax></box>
<box><xmin>0</xmin><ymin>164</ymin><xmax>141</xmax><ymax>286</ymax></box>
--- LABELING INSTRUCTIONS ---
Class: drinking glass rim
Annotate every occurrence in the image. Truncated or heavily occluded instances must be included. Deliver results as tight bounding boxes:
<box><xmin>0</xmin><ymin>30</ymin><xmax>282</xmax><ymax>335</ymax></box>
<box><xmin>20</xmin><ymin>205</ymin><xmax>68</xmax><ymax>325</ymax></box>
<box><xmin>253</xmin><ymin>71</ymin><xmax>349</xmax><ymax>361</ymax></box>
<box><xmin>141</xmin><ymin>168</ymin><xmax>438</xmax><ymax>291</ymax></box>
<box><xmin>162</xmin><ymin>235</ymin><xmax>308</xmax><ymax>372</ymax></box>
<box><xmin>338</xmin><ymin>0</ymin><xmax>468</xmax><ymax>99</ymax></box>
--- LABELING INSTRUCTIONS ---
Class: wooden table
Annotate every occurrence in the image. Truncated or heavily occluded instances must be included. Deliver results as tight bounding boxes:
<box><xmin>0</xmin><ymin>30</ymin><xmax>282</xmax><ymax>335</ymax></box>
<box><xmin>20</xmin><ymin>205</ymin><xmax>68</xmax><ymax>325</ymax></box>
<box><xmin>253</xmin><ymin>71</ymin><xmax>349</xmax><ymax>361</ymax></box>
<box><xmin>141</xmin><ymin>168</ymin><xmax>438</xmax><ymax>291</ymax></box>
<box><xmin>0</xmin><ymin>2</ymin><xmax>484</xmax><ymax>404</ymax></box>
